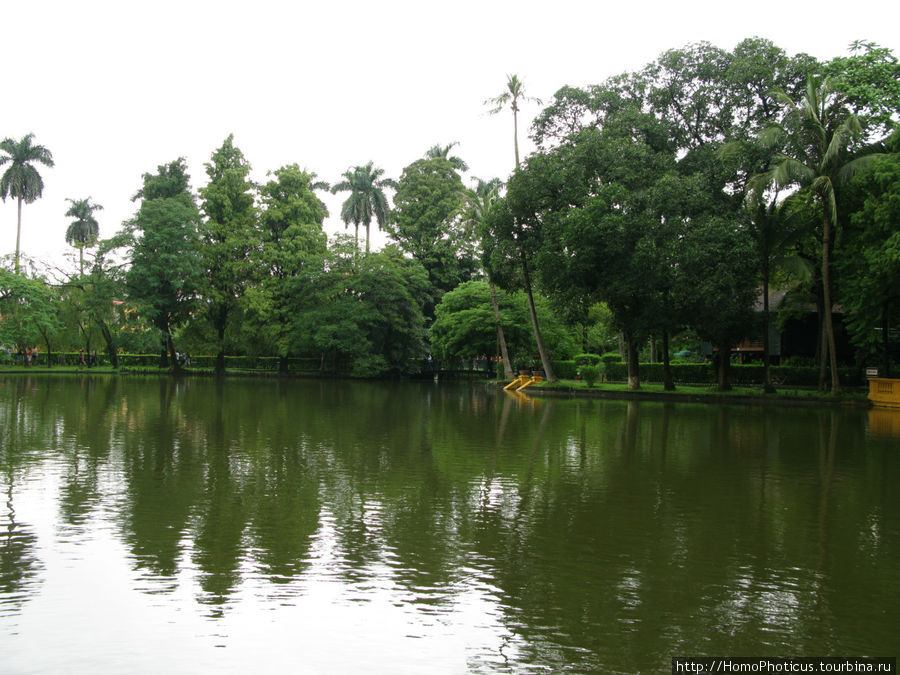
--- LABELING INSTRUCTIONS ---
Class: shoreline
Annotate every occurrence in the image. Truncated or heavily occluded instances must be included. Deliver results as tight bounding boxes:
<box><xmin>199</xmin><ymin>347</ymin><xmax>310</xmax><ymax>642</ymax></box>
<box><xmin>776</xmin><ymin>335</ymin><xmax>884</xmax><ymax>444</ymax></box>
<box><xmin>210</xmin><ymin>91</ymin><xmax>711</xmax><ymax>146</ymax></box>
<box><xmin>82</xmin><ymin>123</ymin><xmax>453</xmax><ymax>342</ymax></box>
<box><xmin>516</xmin><ymin>383</ymin><xmax>873</xmax><ymax>409</ymax></box>
<box><xmin>2</xmin><ymin>367</ymin><xmax>875</xmax><ymax>409</ymax></box>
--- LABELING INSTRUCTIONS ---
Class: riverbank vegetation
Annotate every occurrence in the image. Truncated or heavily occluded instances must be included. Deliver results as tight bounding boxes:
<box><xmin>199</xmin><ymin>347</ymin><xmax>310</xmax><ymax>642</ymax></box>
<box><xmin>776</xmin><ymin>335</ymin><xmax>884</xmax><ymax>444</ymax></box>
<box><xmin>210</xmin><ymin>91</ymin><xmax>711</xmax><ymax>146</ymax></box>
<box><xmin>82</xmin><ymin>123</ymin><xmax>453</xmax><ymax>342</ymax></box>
<box><xmin>2</xmin><ymin>39</ymin><xmax>898</xmax><ymax>391</ymax></box>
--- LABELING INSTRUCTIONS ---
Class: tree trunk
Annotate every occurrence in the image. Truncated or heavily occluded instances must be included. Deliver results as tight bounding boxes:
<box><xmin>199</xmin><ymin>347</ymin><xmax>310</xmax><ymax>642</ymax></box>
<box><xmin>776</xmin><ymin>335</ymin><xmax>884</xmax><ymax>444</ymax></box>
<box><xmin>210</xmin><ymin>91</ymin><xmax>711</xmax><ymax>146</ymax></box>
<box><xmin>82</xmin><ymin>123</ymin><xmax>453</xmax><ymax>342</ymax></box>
<box><xmin>762</xmin><ymin>272</ymin><xmax>775</xmax><ymax>394</ymax></box>
<box><xmin>882</xmin><ymin>301</ymin><xmax>891</xmax><ymax>378</ymax></box>
<box><xmin>650</xmin><ymin>335</ymin><xmax>657</xmax><ymax>363</ymax></box>
<box><xmin>513</xmin><ymin>109</ymin><xmax>520</xmax><ymax>168</ymax></box>
<box><xmin>161</xmin><ymin>315</ymin><xmax>181</xmax><ymax>373</ymax></box>
<box><xmin>717</xmin><ymin>346</ymin><xmax>732</xmax><ymax>391</ymax></box>
<box><xmin>167</xmin><ymin>333</ymin><xmax>182</xmax><ymax>374</ymax></box>
<box><xmin>662</xmin><ymin>329</ymin><xmax>674</xmax><ymax>391</ymax></box>
<box><xmin>38</xmin><ymin>330</ymin><xmax>52</xmax><ymax>368</ymax></box>
<box><xmin>821</xmin><ymin>213</ymin><xmax>841</xmax><ymax>393</ymax></box>
<box><xmin>215</xmin><ymin>305</ymin><xmax>227</xmax><ymax>376</ymax></box>
<box><xmin>15</xmin><ymin>197</ymin><xmax>22</xmax><ymax>274</ymax></box>
<box><xmin>625</xmin><ymin>334</ymin><xmax>640</xmax><ymax>390</ymax></box>
<box><xmin>489</xmin><ymin>281</ymin><xmax>513</xmax><ymax>379</ymax></box>
<box><xmin>818</xmin><ymin>318</ymin><xmax>829</xmax><ymax>392</ymax></box>
<box><xmin>99</xmin><ymin>323</ymin><xmax>119</xmax><ymax>369</ymax></box>
<box><xmin>520</xmin><ymin>254</ymin><xmax>556</xmax><ymax>382</ymax></box>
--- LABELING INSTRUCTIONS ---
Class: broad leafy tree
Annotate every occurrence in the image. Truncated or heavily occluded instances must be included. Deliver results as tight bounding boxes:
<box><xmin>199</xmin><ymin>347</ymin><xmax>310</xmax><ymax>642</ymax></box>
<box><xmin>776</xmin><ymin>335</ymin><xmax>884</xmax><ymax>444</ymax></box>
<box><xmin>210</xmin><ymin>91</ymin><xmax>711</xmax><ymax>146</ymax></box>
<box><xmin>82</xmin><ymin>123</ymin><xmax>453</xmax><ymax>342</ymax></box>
<box><xmin>294</xmin><ymin>238</ymin><xmax>429</xmax><ymax>376</ymax></box>
<box><xmin>126</xmin><ymin>158</ymin><xmax>203</xmax><ymax>370</ymax></box>
<box><xmin>0</xmin><ymin>134</ymin><xmax>54</xmax><ymax>273</ymax></box>
<box><xmin>430</xmin><ymin>280</ymin><xmax>573</xmax><ymax>367</ymax></box>
<box><xmin>672</xmin><ymin>217</ymin><xmax>758</xmax><ymax>390</ymax></box>
<box><xmin>248</xmin><ymin>164</ymin><xmax>328</xmax><ymax>368</ymax></box>
<box><xmin>0</xmin><ymin>268</ymin><xmax>62</xmax><ymax>362</ymax></box>
<box><xmin>827</xmin><ymin>41</ymin><xmax>900</xmax><ymax>137</ymax></box>
<box><xmin>388</xmin><ymin>157</ymin><xmax>477</xmax><ymax>317</ymax></box>
<box><xmin>198</xmin><ymin>135</ymin><xmax>259</xmax><ymax>374</ymax></box>
<box><xmin>837</xmin><ymin>150</ymin><xmax>900</xmax><ymax>376</ymax></box>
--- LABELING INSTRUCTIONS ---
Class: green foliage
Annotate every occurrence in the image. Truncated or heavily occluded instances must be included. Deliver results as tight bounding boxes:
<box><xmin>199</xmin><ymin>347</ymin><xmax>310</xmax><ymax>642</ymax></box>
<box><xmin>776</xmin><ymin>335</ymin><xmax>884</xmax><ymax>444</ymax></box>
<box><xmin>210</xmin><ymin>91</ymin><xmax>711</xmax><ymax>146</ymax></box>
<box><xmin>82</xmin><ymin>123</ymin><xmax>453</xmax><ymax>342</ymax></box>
<box><xmin>0</xmin><ymin>133</ymin><xmax>55</xmax><ymax>272</ymax></box>
<box><xmin>388</xmin><ymin>157</ymin><xmax>477</xmax><ymax>314</ymax></box>
<box><xmin>64</xmin><ymin>197</ymin><xmax>103</xmax><ymax>272</ymax></box>
<box><xmin>425</xmin><ymin>142</ymin><xmax>469</xmax><ymax>172</ymax></box>
<box><xmin>430</xmin><ymin>280</ymin><xmax>572</xmax><ymax>364</ymax></box>
<box><xmin>574</xmin><ymin>353</ymin><xmax>601</xmax><ymax>366</ymax></box>
<box><xmin>601</xmin><ymin>361</ymin><xmax>865</xmax><ymax>387</ymax></box>
<box><xmin>331</xmin><ymin>161</ymin><xmax>394</xmax><ymax>254</ymax></box>
<box><xmin>674</xmin><ymin>217</ymin><xmax>758</xmax><ymax>350</ymax></box>
<box><xmin>579</xmin><ymin>364</ymin><xmax>601</xmax><ymax>387</ymax></box>
<box><xmin>826</xmin><ymin>41</ymin><xmax>900</xmax><ymax>135</ymax></box>
<box><xmin>245</xmin><ymin>164</ymin><xmax>329</xmax><ymax>359</ymax></box>
<box><xmin>837</xmin><ymin>152</ymin><xmax>900</xmax><ymax>368</ymax></box>
<box><xmin>126</xmin><ymin>158</ymin><xmax>202</xmax><ymax>365</ymax></box>
<box><xmin>292</xmin><ymin>238</ymin><xmax>429</xmax><ymax>377</ymax></box>
<box><xmin>198</xmin><ymin>135</ymin><xmax>259</xmax><ymax>371</ymax></box>
<box><xmin>549</xmin><ymin>360</ymin><xmax>577</xmax><ymax>379</ymax></box>
<box><xmin>0</xmin><ymin>269</ymin><xmax>62</xmax><ymax>350</ymax></box>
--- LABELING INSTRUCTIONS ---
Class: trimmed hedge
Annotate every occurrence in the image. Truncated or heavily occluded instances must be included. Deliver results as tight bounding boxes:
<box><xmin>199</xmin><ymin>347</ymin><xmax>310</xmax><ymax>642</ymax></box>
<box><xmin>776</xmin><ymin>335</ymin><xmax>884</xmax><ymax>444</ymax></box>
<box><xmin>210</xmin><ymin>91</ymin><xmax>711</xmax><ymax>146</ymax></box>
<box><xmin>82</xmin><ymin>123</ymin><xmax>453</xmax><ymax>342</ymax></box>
<box><xmin>551</xmin><ymin>360</ymin><xmax>578</xmax><ymax>379</ymax></box>
<box><xmin>600</xmin><ymin>361</ymin><xmax>865</xmax><ymax>387</ymax></box>
<box><xmin>40</xmin><ymin>352</ymin><xmax>325</xmax><ymax>372</ymax></box>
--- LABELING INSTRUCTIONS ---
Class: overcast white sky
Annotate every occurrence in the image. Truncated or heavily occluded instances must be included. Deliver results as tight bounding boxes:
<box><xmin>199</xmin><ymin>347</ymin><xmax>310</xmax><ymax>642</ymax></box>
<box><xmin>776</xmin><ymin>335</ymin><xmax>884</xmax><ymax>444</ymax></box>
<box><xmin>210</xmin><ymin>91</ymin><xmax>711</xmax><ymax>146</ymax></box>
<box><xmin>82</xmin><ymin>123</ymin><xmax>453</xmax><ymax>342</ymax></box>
<box><xmin>3</xmin><ymin>0</ymin><xmax>899</xmax><ymax>272</ymax></box>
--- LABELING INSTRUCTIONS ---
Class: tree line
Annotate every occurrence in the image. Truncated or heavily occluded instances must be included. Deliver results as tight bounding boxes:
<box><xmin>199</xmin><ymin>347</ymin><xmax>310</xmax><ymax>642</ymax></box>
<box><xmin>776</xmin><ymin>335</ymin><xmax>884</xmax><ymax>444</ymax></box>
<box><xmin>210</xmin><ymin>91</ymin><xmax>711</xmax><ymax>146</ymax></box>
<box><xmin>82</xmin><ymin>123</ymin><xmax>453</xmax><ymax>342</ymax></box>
<box><xmin>1</xmin><ymin>38</ymin><xmax>898</xmax><ymax>390</ymax></box>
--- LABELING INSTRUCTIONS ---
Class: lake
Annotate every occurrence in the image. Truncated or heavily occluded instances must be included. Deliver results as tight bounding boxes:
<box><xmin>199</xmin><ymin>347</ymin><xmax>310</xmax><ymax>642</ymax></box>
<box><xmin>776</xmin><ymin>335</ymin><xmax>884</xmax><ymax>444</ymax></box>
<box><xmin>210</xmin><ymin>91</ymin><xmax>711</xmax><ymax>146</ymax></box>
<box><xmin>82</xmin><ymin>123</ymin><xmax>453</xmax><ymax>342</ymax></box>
<box><xmin>1</xmin><ymin>376</ymin><xmax>898</xmax><ymax>673</ymax></box>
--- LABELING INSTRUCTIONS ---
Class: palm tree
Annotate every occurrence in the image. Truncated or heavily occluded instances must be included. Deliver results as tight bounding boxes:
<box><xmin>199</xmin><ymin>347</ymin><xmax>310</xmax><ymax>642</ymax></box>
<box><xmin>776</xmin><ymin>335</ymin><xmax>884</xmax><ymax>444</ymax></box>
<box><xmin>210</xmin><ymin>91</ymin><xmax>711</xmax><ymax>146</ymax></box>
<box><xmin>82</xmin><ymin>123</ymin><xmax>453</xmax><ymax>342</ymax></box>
<box><xmin>64</xmin><ymin>197</ymin><xmax>103</xmax><ymax>275</ymax></box>
<box><xmin>331</xmin><ymin>162</ymin><xmax>395</xmax><ymax>255</ymax></box>
<box><xmin>424</xmin><ymin>142</ymin><xmax>469</xmax><ymax>172</ymax></box>
<box><xmin>485</xmin><ymin>75</ymin><xmax>555</xmax><ymax>382</ymax></box>
<box><xmin>464</xmin><ymin>177</ymin><xmax>513</xmax><ymax>378</ymax></box>
<box><xmin>484</xmin><ymin>74</ymin><xmax>543</xmax><ymax>168</ymax></box>
<box><xmin>763</xmin><ymin>76</ymin><xmax>881</xmax><ymax>393</ymax></box>
<box><xmin>742</xmin><ymin>188</ymin><xmax>812</xmax><ymax>394</ymax></box>
<box><xmin>0</xmin><ymin>134</ymin><xmax>55</xmax><ymax>273</ymax></box>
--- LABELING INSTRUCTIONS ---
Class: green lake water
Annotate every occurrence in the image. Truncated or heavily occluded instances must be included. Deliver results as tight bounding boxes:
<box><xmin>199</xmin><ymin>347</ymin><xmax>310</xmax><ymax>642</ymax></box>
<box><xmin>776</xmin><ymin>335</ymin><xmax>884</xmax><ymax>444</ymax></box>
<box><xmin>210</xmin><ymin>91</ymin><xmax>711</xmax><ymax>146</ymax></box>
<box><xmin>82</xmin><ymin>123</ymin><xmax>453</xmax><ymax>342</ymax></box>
<box><xmin>1</xmin><ymin>375</ymin><xmax>898</xmax><ymax>673</ymax></box>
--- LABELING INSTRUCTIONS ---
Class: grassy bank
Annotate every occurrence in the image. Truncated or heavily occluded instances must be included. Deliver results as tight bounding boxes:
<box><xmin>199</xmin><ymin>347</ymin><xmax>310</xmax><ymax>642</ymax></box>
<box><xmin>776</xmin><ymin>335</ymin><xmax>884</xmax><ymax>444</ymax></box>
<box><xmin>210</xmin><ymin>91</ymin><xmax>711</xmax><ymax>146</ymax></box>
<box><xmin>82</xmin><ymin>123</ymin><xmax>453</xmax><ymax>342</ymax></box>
<box><xmin>518</xmin><ymin>378</ymin><xmax>871</xmax><ymax>407</ymax></box>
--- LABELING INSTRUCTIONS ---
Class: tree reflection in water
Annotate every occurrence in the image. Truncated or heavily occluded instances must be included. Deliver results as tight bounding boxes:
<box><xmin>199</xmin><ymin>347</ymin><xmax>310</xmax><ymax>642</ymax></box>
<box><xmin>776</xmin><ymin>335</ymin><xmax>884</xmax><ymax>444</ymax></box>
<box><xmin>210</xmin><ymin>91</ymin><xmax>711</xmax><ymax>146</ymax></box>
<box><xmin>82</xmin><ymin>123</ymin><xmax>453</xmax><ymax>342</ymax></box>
<box><xmin>1</xmin><ymin>376</ymin><xmax>897</xmax><ymax>672</ymax></box>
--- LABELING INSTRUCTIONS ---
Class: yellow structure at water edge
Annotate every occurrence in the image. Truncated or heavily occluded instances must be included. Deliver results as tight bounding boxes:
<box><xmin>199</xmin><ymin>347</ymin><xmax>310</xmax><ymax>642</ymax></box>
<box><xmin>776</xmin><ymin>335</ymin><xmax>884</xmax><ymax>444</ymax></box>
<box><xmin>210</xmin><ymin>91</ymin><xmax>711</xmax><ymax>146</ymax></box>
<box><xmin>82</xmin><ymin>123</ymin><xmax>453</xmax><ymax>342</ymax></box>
<box><xmin>504</xmin><ymin>373</ymin><xmax>544</xmax><ymax>392</ymax></box>
<box><xmin>868</xmin><ymin>378</ymin><xmax>900</xmax><ymax>409</ymax></box>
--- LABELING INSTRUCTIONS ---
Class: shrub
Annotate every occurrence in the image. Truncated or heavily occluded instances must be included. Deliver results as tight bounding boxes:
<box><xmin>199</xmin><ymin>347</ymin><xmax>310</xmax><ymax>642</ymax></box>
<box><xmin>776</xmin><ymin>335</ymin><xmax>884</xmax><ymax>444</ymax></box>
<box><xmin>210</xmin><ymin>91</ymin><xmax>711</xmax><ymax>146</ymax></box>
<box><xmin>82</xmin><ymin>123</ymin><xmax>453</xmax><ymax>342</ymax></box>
<box><xmin>600</xmin><ymin>351</ymin><xmax>623</xmax><ymax>371</ymax></box>
<box><xmin>580</xmin><ymin>364</ymin><xmax>601</xmax><ymax>387</ymax></box>
<box><xmin>574</xmin><ymin>353</ymin><xmax>601</xmax><ymax>366</ymax></box>
<box><xmin>551</xmin><ymin>360</ymin><xmax>578</xmax><ymax>379</ymax></box>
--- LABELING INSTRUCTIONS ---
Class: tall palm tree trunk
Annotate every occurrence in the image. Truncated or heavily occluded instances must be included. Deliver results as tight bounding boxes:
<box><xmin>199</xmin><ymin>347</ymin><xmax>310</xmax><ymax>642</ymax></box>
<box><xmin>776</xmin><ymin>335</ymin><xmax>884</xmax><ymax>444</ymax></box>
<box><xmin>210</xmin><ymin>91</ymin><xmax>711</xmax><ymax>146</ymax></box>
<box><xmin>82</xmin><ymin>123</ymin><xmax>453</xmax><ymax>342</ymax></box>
<box><xmin>489</xmin><ymin>281</ymin><xmax>513</xmax><ymax>378</ymax></box>
<box><xmin>822</xmin><ymin>213</ymin><xmax>841</xmax><ymax>394</ymax></box>
<box><xmin>521</xmin><ymin>254</ymin><xmax>555</xmax><ymax>382</ymax></box>
<box><xmin>15</xmin><ymin>197</ymin><xmax>22</xmax><ymax>274</ymax></box>
<box><xmin>513</xmin><ymin>109</ymin><xmax>520</xmax><ymax>168</ymax></box>
<box><xmin>762</xmin><ymin>270</ymin><xmax>775</xmax><ymax>394</ymax></box>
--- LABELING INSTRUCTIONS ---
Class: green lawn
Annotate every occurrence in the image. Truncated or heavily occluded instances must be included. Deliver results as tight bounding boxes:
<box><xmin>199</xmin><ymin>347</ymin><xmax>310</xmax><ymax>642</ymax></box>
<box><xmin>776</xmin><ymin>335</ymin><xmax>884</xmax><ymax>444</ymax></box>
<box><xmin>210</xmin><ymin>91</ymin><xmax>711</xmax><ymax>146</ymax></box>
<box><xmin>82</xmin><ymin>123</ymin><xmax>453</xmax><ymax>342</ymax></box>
<box><xmin>529</xmin><ymin>378</ymin><xmax>869</xmax><ymax>401</ymax></box>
